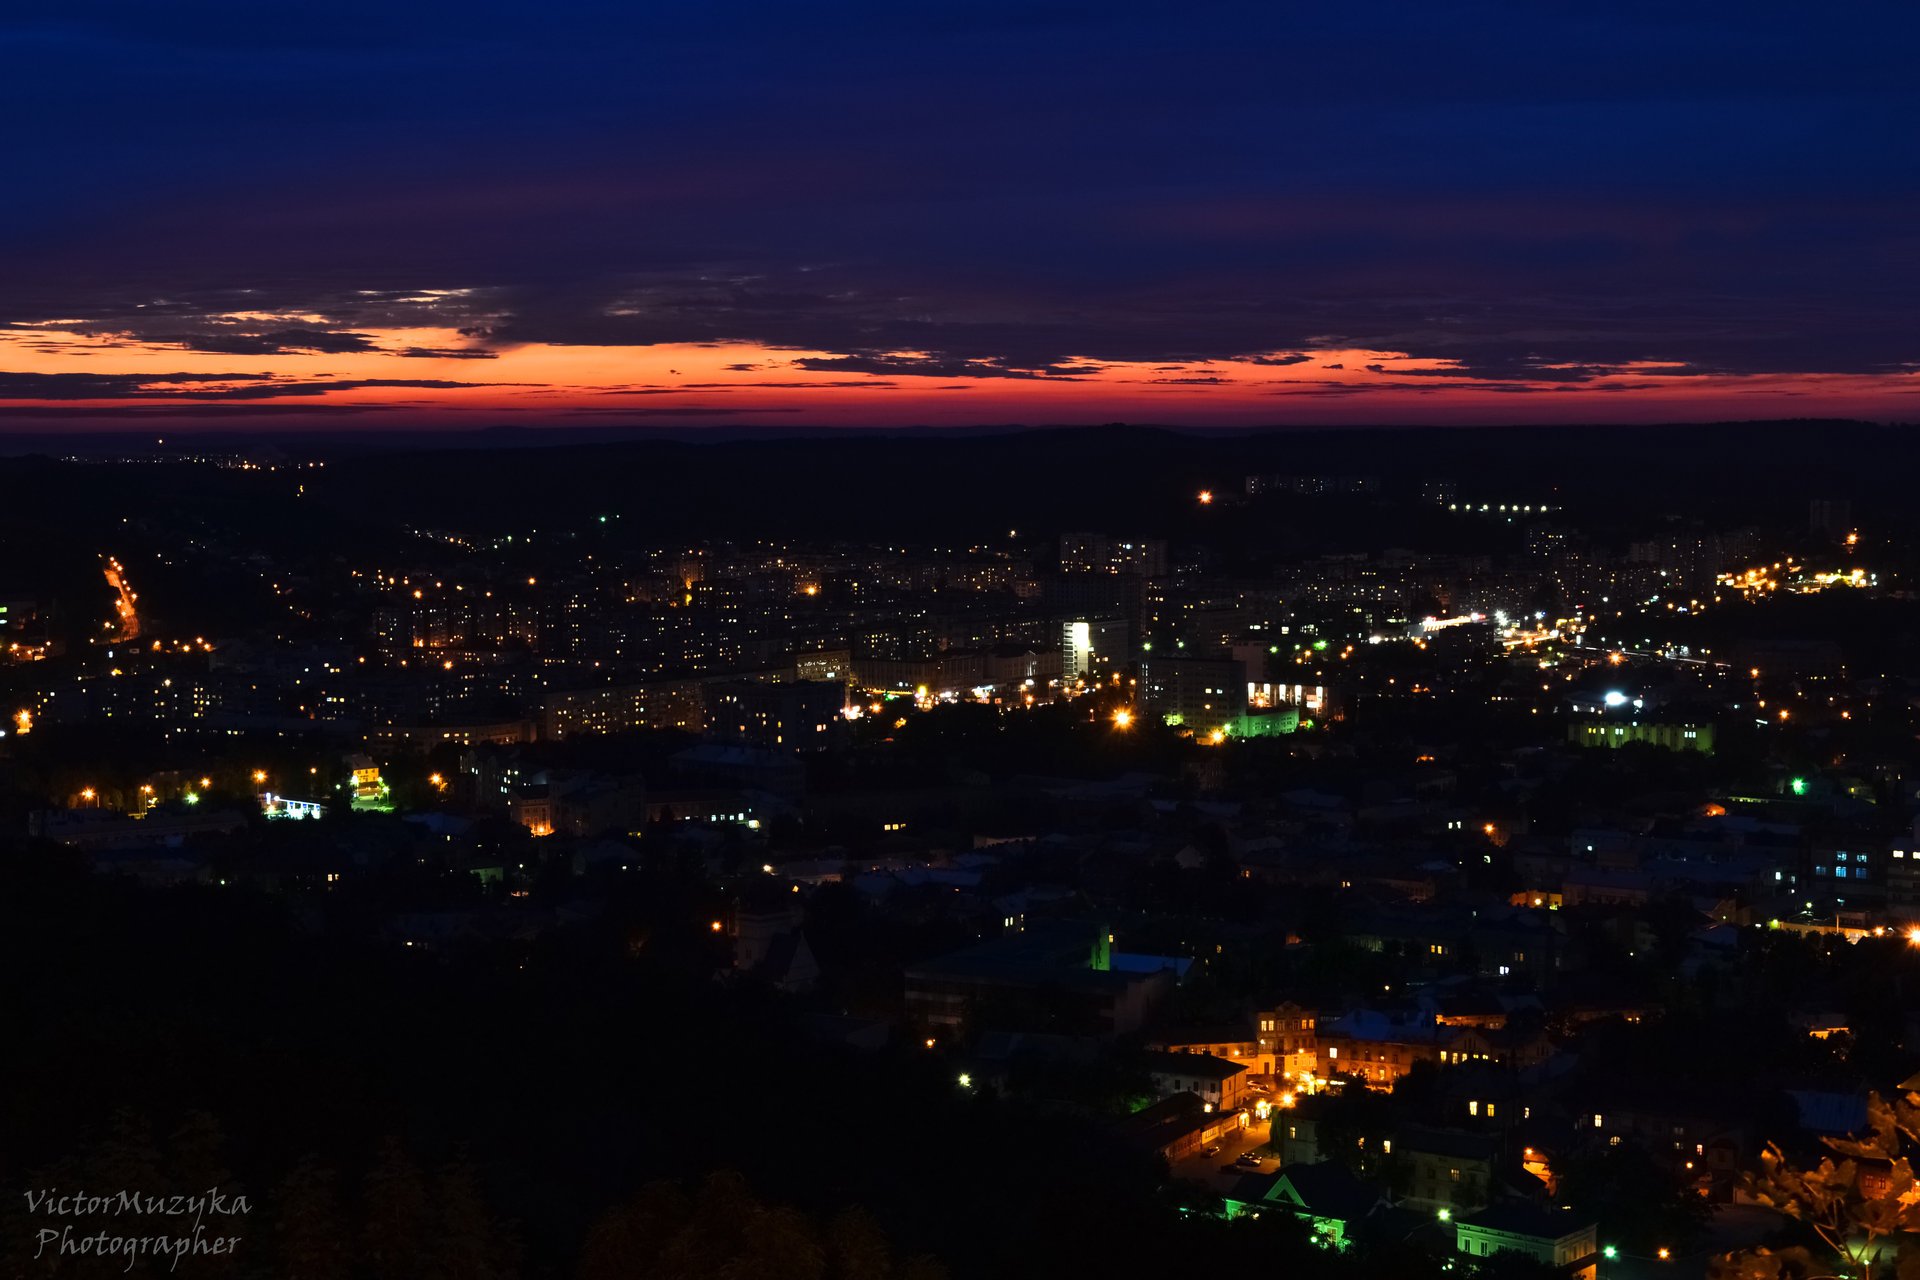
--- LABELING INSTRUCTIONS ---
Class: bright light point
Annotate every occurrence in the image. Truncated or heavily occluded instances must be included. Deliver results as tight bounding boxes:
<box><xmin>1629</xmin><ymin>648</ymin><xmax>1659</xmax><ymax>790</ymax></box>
<box><xmin>957</xmin><ymin>1072</ymin><xmax>972</xmax><ymax>1088</ymax></box>
<box><xmin>1197</xmin><ymin>490</ymin><xmax>1213</xmax><ymax>505</ymax></box>
<box><xmin>709</xmin><ymin>920</ymin><xmax>723</xmax><ymax>932</ymax></box>
<box><xmin>1437</xmin><ymin>1208</ymin><xmax>1451</xmax><ymax>1221</ymax></box>
<box><xmin>1657</xmin><ymin>1247</ymin><xmax>1671</xmax><ymax>1260</ymax></box>
<box><xmin>1602</xmin><ymin>690</ymin><xmax>1629</xmax><ymax>707</ymax></box>
<box><xmin>184</xmin><ymin>792</ymin><xmax>199</xmax><ymax>805</ymax></box>
<box><xmin>1603</xmin><ymin>1246</ymin><xmax>1618</xmax><ymax>1260</ymax></box>
<box><xmin>1112</xmin><ymin>708</ymin><xmax>1133</xmax><ymax>729</ymax></box>
<box><xmin>252</xmin><ymin>770</ymin><xmax>268</xmax><ymax>784</ymax></box>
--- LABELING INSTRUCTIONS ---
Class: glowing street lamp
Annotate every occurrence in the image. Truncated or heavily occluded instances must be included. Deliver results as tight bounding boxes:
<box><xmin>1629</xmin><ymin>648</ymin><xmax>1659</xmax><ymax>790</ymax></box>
<box><xmin>1197</xmin><ymin>490</ymin><xmax>1214</xmax><ymax>505</ymax></box>
<box><xmin>1112</xmin><ymin>708</ymin><xmax>1134</xmax><ymax>729</ymax></box>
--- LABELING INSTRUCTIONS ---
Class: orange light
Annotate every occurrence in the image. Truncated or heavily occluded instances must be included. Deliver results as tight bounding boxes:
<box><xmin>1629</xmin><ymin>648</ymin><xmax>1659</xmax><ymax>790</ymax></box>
<box><xmin>1197</xmin><ymin>489</ymin><xmax>1214</xmax><ymax>505</ymax></box>
<box><xmin>252</xmin><ymin>770</ymin><xmax>268</xmax><ymax>784</ymax></box>
<box><xmin>709</xmin><ymin>920</ymin><xmax>723</xmax><ymax>932</ymax></box>
<box><xmin>1657</xmin><ymin>1248</ymin><xmax>1671</xmax><ymax>1261</ymax></box>
<box><xmin>80</xmin><ymin>788</ymin><xmax>95</xmax><ymax>801</ymax></box>
<box><xmin>1112</xmin><ymin>708</ymin><xmax>1134</xmax><ymax>729</ymax></box>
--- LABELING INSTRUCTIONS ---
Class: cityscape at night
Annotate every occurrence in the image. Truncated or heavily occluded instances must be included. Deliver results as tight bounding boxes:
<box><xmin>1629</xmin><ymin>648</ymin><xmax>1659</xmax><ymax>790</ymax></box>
<box><xmin>7</xmin><ymin>3</ymin><xmax>1920</xmax><ymax>1279</ymax></box>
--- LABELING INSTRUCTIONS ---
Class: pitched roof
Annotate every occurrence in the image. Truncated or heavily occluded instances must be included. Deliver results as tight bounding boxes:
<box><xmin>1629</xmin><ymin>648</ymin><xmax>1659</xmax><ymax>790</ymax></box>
<box><xmin>1268</xmin><ymin>1162</ymin><xmax>1386</xmax><ymax>1222</ymax></box>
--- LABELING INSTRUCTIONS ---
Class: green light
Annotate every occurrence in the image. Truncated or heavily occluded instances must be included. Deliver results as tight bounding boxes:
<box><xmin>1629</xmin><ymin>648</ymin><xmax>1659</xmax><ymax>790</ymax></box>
<box><xmin>1437</xmin><ymin>1208</ymin><xmax>1451</xmax><ymax>1221</ymax></box>
<box><xmin>1790</xmin><ymin>777</ymin><xmax>1808</xmax><ymax>796</ymax></box>
<box><xmin>1313</xmin><ymin>640</ymin><xmax>1329</xmax><ymax>651</ymax></box>
<box><xmin>1603</xmin><ymin>1246</ymin><xmax>1618</xmax><ymax>1260</ymax></box>
<box><xmin>184</xmin><ymin>792</ymin><xmax>200</xmax><ymax>805</ymax></box>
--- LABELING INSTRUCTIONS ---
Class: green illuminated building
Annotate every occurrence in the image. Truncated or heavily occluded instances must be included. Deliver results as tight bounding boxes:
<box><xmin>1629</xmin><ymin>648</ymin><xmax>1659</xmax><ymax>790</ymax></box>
<box><xmin>1568</xmin><ymin>719</ymin><xmax>1713</xmax><ymax>753</ymax></box>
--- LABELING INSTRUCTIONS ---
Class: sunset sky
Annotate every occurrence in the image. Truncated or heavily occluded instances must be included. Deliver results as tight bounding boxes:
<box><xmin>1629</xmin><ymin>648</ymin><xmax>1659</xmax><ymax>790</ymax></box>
<box><xmin>4</xmin><ymin>1</ymin><xmax>1918</xmax><ymax>430</ymax></box>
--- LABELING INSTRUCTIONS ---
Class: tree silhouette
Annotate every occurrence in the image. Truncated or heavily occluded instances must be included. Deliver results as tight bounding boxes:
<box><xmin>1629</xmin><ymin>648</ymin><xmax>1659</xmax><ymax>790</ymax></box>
<box><xmin>576</xmin><ymin>1171</ymin><xmax>947</xmax><ymax>1280</ymax></box>
<box><xmin>1717</xmin><ymin>1092</ymin><xmax>1920</xmax><ymax>1280</ymax></box>
<box><xmin>267</xmin><ymin>1155</ymin><xmax>352</xmax><ymax>1280</ymax></box>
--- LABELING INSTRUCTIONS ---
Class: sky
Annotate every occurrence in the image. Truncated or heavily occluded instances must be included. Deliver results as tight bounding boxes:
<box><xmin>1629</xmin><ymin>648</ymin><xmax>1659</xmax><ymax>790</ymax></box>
<box><xmin>3</xmin><ymin>1</ymin><xmax>1918</xmax><ymax>431</ymax></box>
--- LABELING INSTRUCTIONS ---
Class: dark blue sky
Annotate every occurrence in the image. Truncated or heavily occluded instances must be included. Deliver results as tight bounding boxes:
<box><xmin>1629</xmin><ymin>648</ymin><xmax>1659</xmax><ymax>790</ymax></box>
<box><xmin>4</xmin><ymin>1</ymin><xmax>1917</xmax><ymax>426</ymax></box>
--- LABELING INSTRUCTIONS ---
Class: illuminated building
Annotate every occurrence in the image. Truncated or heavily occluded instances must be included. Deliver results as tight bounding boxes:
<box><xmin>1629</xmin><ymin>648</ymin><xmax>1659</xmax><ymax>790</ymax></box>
<box><xmin>540</xmin><ymin>675</ymin><xmax>709</xmax><ymax>738</ymax></box>
<box><xmin>1224</xmin><ymin>1162</ymin><xmax>1390</xmax><ymax>1249</ymax></box>
<box><xmin>1061</xmin><ymin>617</ymin><xmax>1128</xmax><ymax>678</ymax></box>
<box><xmin>262</xmin><ymin>793</ymin><xmax>325</xmax><ymax>820</ymax></box>
<box><xmin>1141</xmin><ymin>1050</ymin><xmax>1250</xmax><ymax>1112</ymax></box>
<box><xmin>793</xmin><ymin>646</ymin><xmax>853</xmax><ymax>683</ymax></box>
<box><xmin>705</xmin><ymin>679</ymin><xmax>846</xmax><ymax>751</ymax></box>
<box><xmin>1058</xmin><ymin>532</ymin><xmax>1167</xmax><ymax>578</ymax></box>
<box><xmin>1140</xmin><ymin>654</ymin><xmax>1246</xmax><ymax>733</ymax></box>
<box><xmin>1567</xmin><ymin>720</ymin><xmax>1713</xmax><ymax>753</ymax></box>
<box><xmin>1454</xmin><ymin>1205</ymin><xmax>1598</xmax><ymax>1279</ymax></box>
<box><xmin>1400</xmin><ymin>1128</ymin><xmax>1499</xmax><ymax>1214</ymax></box>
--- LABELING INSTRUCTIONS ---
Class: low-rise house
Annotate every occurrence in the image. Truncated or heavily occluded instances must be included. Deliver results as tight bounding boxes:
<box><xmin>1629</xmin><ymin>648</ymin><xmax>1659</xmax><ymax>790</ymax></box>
<box><xmin>1224</xmin><ymin>1162</ymin><xmax>1391</xmax><ymax>1251</ymax></box>
<box><xmin>1455</xmin><ymin>1203</ymin><xmax>1599</xmax><ymax>1279</ymax></box>
<box><xmin>1141</xmin><ymin>1050</ymin><xmax>1248</xmax><ymax>1112</ymax></box>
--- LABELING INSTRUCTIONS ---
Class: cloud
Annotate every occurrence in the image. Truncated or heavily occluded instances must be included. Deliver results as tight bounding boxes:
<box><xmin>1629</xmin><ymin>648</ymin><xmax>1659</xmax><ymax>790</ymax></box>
<box><xmin>789</xmin><ymin>353</ymin><xmax>1093</xmax><ymax>379</ymax></box>
<box><xmin>0</xmin><ymin>370</ymin><xmax>274</xmax><ymax>399</ymax></box>
<box><xmin>0</xmin><ymin>370</ymin><xmax>505</xmax><ymax>401</ymax></box>
<box><xmin>139</xmin><ymin>327</ymin><xmax>381</xmax><ymax>355</ymax></box>
<box><xmin>395</xmin><ymin>345</ymin><xmax>498</xmax><ymax>359</ymax></box>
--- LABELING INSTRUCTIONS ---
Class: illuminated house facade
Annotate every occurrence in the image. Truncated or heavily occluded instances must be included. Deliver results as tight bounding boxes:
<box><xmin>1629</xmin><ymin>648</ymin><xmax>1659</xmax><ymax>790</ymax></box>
<box><xmin>1455</xmin><ymin>1204</ymin><xmax>1598</xmax><ymax>1280</ymax></box>
<box><xmin>1569</xmin><ymin>719</ymin><xmax>1714</xmax><ymax>753</ymax></box>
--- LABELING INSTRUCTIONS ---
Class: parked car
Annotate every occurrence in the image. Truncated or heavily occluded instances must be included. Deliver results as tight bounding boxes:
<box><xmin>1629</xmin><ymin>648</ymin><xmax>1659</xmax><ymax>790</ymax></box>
<box><xmin>1236</xmin><ymin>1152</ymin><xmax>1264</xmax><ymax>1168</ymax></box>
<box><xmin>1202</xmin><ymin>1142</ymin><xmax>1222</xmax><ymax>1157</ymax></box>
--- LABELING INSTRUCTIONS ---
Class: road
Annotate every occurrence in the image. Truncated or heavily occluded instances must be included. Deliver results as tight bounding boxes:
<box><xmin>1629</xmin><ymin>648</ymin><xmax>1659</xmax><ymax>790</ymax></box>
<box><xmin>102</xmin><ymin>556</ymin><xmax>139</xmax><ymax>641</ymax></box>
<box><xmin>1169</xmin><ymin>1117</ymin><xmax>1276</xmax><ymax>1191</ymax></box>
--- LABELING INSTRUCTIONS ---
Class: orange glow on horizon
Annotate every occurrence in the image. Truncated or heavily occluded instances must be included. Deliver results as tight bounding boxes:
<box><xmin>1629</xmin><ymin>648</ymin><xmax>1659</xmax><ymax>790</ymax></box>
<box><xmin>3</xmin><ymin>323</ymin><xmax>1913</xmax><ymax>427</ymax></box>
